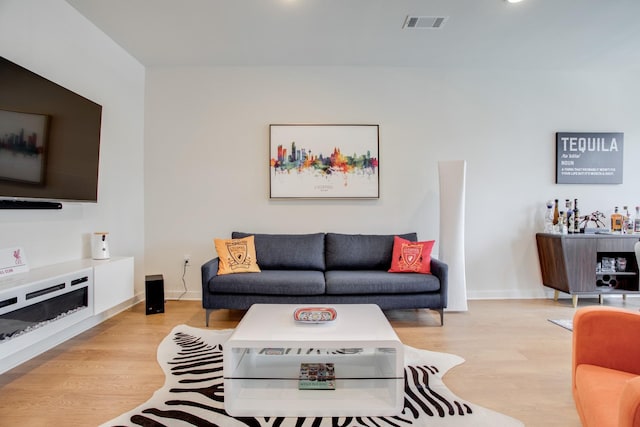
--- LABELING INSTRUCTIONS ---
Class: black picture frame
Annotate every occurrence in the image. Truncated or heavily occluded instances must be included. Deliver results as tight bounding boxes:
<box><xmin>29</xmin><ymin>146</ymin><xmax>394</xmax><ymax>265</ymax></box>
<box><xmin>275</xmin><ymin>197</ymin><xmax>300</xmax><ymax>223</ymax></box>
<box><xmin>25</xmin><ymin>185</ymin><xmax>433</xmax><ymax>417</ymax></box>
<box><xmin>556</xmin><ymin>132</ymin><xmax>623</xmax><ymax>184</ymax></box>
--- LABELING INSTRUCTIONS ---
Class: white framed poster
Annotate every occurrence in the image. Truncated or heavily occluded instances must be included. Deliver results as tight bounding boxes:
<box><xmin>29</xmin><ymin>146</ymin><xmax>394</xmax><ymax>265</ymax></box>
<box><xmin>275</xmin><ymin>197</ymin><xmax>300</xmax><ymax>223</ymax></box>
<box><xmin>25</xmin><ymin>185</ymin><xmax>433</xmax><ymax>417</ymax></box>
<box><xmin>269</xmin><ymin>124</ymin><xmax>379</xmax><ymax>199</ymax></box>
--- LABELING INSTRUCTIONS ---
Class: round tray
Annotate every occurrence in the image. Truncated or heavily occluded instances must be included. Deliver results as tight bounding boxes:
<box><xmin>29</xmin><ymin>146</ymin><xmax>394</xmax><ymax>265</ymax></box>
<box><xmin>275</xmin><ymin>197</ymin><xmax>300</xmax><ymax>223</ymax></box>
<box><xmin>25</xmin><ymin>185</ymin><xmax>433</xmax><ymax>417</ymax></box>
<box><xmin>293</xmin><ymin>307</ymin><xmax>337</xmax><ymax>323</ymax></box>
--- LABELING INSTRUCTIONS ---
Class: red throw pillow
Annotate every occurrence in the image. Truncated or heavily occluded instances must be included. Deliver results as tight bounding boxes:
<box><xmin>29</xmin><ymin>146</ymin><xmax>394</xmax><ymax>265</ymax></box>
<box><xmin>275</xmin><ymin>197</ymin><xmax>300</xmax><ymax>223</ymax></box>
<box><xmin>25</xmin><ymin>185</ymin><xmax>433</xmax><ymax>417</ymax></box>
<box><xmin>388</xmin><ymin>235</ymin><xmax>435</xmax><ymax>274</ymax></box>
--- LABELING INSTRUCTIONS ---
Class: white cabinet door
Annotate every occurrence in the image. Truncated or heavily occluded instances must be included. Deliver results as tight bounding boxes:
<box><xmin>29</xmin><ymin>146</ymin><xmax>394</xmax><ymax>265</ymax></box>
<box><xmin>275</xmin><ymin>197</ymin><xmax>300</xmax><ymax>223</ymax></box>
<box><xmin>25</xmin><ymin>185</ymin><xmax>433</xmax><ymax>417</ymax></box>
<box><xmin>93</xmin><ymin>257</ymin><xmax>134</xmax><ymax>314</ymax></box>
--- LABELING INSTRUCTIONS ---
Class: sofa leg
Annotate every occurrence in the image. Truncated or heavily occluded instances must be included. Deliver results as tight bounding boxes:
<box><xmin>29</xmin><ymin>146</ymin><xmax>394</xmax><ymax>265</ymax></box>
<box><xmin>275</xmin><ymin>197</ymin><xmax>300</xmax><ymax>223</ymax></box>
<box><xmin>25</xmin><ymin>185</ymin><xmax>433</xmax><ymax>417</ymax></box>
<box><xmin>438</xmin><ymin>309</ymin><xmax>444</xmax><ymax>326</ymax></box>
<box><xmin>205</xmin><ymin>309</ymin><xmax>214</xmax><ymax>327</ymax></box>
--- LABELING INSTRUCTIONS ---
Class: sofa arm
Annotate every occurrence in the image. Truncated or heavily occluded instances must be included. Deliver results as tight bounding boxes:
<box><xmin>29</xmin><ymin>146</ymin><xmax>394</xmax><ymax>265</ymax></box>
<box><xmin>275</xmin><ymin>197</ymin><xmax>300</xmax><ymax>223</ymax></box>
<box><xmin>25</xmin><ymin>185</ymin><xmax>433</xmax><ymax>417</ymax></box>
<box><xmin>619</xmin><ymin>376</ymin><xmax>640</xmax><ymax>427</ymax></box>
<box><xmin>573</xmin><ymin>307</ymin><xmax>640</xmax><ymax>390</ymax></box>
<box><xmin>429</xmin><ymin>257</ymin><xmax>449</xmax><ymax>308</ymax></box>
<box><xmin>201</xmin><ymin>258</ymin><xmax>219</xmax><ymax>292</ymax></box>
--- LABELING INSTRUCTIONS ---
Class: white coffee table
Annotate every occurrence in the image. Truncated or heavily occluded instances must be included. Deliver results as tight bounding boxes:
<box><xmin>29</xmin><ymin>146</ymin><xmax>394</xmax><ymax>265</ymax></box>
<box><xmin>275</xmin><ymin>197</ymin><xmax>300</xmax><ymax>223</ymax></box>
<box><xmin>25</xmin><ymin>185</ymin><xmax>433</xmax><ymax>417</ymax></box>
<box><xmin>223</xmin><ymin>303</ymin><xmax>404</xmax><ymax>417</ymax></box>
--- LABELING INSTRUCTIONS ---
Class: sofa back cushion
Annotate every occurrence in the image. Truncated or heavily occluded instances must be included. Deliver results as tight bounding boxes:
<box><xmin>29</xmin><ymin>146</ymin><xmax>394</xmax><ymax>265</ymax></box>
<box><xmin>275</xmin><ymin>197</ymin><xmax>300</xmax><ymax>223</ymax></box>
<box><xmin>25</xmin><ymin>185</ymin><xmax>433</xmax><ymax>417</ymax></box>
<box><xmin>325</xmin><ymin>232</ymin><xmax>418</xmax><ymax>270</ymax></box>
<box><xmin>232</xmin><ymin>232</ymin><xmax>325</xmax><ymax>271</ymax></box>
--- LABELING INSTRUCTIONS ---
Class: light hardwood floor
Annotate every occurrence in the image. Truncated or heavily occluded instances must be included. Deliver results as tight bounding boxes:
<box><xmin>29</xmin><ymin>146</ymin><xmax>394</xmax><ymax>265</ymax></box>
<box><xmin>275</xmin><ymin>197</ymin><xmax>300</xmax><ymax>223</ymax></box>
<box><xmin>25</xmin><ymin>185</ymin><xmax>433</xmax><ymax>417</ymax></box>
<box><xmin>1</xmin><ymin>297</ymin><xmax>638</xmax><ymax>426</ymax></box>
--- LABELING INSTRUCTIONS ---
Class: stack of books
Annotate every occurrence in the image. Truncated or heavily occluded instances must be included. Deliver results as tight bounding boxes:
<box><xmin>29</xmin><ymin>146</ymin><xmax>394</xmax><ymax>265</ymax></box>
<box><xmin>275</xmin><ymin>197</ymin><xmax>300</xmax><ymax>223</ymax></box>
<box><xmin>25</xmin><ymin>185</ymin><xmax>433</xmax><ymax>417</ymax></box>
<box><xmin>298</xmin><ymin>363</ymin><xmax>335</xmax><ymax>390</ymax></box>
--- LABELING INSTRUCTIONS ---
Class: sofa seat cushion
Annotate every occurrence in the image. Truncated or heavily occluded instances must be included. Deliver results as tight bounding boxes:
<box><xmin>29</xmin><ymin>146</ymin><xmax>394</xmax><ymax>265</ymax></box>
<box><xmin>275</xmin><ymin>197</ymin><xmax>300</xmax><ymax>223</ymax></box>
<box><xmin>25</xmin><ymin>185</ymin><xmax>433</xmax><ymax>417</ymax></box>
<box><xmin>324</xmin><ymin>270</ymin><xmax>440</xmax><ymax>295</ymax></box>
<box><xmin>232</xmin><ymin>232</ymin><xmax>325</xmax><ymax>271</ymax></box>
<box><xmin>574</xmin><ymin>364</ymin><xmax>638</xmax><ymax>427</ymax></box>
<box><xmin>325</xmin><ymin>233</ymin><xmax>417</xmax><ymax>270</ymax></box>
<box><xmin>208</xmin><ymin>270</ymin><xmax>325</xmax><ymax>295</ymax></box>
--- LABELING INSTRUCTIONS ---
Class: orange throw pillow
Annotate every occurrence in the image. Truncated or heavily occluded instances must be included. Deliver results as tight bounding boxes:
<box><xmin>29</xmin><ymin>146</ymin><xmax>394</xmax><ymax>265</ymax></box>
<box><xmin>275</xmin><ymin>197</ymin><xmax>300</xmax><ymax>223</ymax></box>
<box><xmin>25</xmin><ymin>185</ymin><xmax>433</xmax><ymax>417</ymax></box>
<box><xmin>214</xmin><ymin>236</ymin><xmax>261</xmax><ymax>275</ymax></box>
<box><xmin>388</xmin><ymin>235</ymin><xmax>434</xmax><ymax>274</ymax></box>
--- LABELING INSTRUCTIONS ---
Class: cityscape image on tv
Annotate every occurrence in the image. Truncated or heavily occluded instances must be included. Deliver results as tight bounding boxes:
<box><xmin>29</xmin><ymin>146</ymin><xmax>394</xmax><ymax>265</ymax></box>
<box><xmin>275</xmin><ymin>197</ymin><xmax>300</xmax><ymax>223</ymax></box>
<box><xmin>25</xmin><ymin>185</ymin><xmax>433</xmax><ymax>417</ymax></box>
<box><xmin>0</xmin><ymin>110</ymin><xmax>47</xmax><ymax>184</ymax></box>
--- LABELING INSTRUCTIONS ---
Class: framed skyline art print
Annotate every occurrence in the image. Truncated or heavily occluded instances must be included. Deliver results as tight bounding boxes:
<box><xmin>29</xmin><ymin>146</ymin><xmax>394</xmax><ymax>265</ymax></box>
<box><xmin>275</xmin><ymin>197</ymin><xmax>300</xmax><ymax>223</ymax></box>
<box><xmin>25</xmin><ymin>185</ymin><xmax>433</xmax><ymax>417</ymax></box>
<box><xmin>269</xmin><ymin>124</ymin><xmax>379</xmax><ymax>199</ymax></box>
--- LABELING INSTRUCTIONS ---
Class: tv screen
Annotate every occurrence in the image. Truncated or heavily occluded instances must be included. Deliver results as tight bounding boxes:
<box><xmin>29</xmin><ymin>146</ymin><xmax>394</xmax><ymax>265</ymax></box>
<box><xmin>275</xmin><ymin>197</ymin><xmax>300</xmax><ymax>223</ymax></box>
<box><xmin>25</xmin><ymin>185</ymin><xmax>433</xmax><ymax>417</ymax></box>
<box><xmin>0</xmin><ymin>56</ymin><xmax>102</xmax><ymax>203</ymax></box>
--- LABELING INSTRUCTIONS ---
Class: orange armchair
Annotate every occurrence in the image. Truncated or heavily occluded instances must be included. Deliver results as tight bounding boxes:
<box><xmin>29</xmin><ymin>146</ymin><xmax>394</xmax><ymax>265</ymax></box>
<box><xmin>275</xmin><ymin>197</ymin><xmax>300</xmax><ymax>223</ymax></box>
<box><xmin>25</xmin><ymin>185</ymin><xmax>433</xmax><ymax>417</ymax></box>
<box><xmin>573</xmin><ymin>306</ymin><xmax>640</xmax><ymax>427</ymax></box>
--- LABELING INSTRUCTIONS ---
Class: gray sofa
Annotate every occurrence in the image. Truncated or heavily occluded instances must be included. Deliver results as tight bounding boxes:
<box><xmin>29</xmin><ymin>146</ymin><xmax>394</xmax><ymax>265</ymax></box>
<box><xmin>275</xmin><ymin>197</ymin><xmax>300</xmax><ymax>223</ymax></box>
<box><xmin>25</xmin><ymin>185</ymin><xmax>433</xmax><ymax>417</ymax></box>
<box><xmin>201</xmin><ymin>232</ymin><xmax>448</xmax><ymax>326</ymax></box>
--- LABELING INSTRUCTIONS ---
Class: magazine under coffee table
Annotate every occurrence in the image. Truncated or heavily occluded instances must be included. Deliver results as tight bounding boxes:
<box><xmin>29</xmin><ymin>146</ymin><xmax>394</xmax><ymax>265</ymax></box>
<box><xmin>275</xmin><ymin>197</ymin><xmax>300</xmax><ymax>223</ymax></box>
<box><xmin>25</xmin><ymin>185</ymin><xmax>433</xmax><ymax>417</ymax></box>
<box><xmin>223</xmin><ymin>303</ymin><xmax>404</xmax><ymax>417</ymax></box>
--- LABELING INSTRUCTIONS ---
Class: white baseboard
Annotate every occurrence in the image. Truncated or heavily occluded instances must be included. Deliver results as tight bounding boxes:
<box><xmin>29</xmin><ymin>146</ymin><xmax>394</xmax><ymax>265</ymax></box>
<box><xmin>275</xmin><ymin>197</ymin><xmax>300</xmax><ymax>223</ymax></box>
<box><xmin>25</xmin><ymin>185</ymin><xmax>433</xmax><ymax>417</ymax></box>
<box><xmin>160</xmin><ymin>289</ymin><xmax>562</xmax><ymax>302</ymax></box>
<box><xmin>164</xmin><ymin>289</ymin><xmax>201</xmax><ymax>301</ymax></box>
<box><xmin>467</xmin><ymin>288</ymin><xmax>640</xmax><ymax>300</ymax></box>
<box><xmin>467</xmin><ymin>289</ymin><xmax>548</xmax><ymax>300</ymax></box>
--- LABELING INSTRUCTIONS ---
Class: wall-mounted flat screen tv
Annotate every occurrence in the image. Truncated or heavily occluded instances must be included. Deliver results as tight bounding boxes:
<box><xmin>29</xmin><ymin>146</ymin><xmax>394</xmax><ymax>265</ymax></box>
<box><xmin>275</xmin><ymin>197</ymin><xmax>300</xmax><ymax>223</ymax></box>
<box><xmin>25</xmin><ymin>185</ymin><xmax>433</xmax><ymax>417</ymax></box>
<box><xmin>0</xmin><ymin>56</ymin><xmax>102</xmax><ymax>203</ymax></box>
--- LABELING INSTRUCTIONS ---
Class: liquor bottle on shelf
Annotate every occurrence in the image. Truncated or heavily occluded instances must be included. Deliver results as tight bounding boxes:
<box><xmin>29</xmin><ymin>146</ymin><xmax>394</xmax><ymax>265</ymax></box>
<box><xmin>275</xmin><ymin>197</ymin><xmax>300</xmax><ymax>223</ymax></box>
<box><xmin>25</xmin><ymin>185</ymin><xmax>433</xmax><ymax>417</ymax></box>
<box><xmin>560</xmin><ymin>211</ymin><xmax>568</xmax><ymax>234</ymax></box>
<box><xmin>544</xmin><ymin>200</ymin><xmax>554</xmax><ymax>233</ymax></box>
<box><xmin>573</xmin><ymin>198</ymin><xmax>580</xmax><ymax>233</ymax></box>
<box><xmin>624</xmin><ymin>206</ymin><xmax>633</xmax><ymax>234</ymax></box>
<box><xmin>611</xmin><ymin>206</ymin><xmax>623</xmax><ymax>233</ymax></box>
<box><xmin>567</xmin><ymin>211</ymin><xmax>574</xmax><ymax>233</ymax></box>
<box><xmin>566</xmin><ymin>202</ymin><xmax>574</xmax><ymax>234</ymax></box>
<box><xmin>635</xmin><ymin>206</ymin><xmax>640</xmax><ymax>233</ymax></box>
<box><xmin>553</xmin><ymin>199</ymin><xmax>559</xmax><ymax>226</ymax></box>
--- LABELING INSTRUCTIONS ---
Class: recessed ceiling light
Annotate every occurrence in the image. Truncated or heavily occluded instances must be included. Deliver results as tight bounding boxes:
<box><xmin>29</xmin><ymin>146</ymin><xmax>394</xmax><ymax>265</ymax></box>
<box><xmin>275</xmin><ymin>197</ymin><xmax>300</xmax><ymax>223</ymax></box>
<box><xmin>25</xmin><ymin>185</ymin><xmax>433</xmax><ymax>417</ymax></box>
<box><xmin>506</xmin><ymin>0</ymin><xmax>524</xmax><ymax>3</ymax></box>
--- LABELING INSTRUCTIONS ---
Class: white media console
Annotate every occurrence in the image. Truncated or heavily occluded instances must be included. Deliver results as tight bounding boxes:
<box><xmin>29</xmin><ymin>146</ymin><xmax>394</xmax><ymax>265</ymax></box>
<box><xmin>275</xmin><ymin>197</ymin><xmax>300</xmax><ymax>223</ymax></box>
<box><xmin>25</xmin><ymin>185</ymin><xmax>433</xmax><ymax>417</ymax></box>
<box><xmin>0</xmin><ymin>256</ymin><xmax>134</xmax><ymax>374</ymax></box>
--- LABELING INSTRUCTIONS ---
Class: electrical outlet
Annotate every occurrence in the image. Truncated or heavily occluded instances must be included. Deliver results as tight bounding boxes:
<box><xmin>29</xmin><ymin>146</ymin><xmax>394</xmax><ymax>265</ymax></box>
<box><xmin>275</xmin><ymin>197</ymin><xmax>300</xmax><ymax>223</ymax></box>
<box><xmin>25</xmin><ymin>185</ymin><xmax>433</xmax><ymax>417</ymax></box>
<box><xmin>184</xmin><ymin>254</ymin><xmax>191</xmax><ymax>266</ymax></box>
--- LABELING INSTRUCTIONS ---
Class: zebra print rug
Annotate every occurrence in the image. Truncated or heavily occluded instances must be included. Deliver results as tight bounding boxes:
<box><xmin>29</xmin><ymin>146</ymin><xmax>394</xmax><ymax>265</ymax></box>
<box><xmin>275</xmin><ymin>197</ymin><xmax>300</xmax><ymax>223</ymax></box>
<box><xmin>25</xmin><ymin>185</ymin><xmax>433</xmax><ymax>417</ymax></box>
<box><xmin>102</xmin><ymin>325</ymin><xmax>523</xmax><ymax>427</ymax></box>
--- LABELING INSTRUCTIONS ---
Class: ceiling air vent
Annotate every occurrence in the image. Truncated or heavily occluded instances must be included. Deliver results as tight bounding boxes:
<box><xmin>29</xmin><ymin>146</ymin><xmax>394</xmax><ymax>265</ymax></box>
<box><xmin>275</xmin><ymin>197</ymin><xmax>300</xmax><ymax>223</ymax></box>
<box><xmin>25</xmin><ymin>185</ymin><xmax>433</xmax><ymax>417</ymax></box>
<box><xmin>403</xmin><ymin>16</ymin><xmax>448</xmax><ymax>29</ymax></box>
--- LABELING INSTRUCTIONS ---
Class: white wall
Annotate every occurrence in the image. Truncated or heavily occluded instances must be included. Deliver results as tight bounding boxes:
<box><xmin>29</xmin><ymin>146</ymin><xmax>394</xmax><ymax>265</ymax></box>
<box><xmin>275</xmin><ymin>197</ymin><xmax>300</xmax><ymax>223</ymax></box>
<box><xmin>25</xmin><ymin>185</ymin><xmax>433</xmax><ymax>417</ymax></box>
<box><xmin>145</xmin><ymin>66</ymin><xmax>640</xmax><ymax>300</ymax></box>
<box><xmin>1</xmin><ymin>2</ymin><xmax>634</xmax><ymax>303</ymax></box>
<box><xmin>0</xmin><ymin>0</ymin><xmax>146</xmax><ymax>294</ymax></box>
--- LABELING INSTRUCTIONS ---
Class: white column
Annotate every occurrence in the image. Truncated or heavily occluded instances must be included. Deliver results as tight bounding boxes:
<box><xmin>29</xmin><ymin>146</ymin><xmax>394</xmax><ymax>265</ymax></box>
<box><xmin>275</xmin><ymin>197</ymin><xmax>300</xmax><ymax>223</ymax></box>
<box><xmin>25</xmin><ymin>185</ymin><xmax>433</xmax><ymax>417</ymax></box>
<box><xmin>438</xmin><ymin>160</ymin><xmax>468</xmax><ymax>312</ymax></box>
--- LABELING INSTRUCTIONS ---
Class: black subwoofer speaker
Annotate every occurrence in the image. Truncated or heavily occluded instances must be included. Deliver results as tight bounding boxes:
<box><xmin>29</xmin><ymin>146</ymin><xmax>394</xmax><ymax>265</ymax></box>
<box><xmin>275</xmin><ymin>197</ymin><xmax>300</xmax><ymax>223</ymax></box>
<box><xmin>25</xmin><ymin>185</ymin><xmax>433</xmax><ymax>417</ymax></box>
<box><xmin>145</xmin><ymin>274</ymin><xmax>165</xmax><ymax>315</ymax></box>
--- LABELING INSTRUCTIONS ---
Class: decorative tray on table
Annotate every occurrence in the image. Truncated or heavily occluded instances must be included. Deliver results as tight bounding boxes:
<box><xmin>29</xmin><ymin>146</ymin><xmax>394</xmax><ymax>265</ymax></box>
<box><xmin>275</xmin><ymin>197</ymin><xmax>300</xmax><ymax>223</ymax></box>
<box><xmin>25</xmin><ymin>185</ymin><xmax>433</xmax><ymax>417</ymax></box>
<box><xmin>293</xmin><ymin>307</ymin><xmax>337</xmax><ymax>323</ymax></box>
